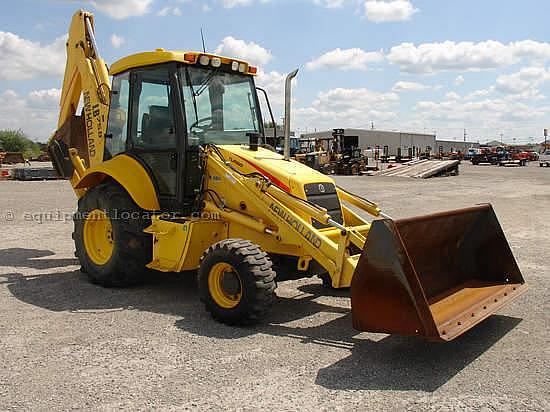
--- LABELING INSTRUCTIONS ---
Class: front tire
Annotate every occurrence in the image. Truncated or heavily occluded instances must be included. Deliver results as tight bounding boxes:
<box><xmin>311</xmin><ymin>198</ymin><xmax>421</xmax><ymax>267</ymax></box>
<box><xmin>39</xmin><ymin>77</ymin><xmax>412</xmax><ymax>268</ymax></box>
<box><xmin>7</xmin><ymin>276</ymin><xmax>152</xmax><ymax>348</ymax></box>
<box><xmin>318</xmin><ymin>273</ymin><xmax>336</xmax><ymax>289</ymax></box>
<box><xmin>73</xmin><ymin>181</ymin><xmax>152</xmax><ymax>287</ymax></box>
<box><xmin>198</xmin><ymin>239</ymin><xmax>276</xmax><ymax>325</ymax></box>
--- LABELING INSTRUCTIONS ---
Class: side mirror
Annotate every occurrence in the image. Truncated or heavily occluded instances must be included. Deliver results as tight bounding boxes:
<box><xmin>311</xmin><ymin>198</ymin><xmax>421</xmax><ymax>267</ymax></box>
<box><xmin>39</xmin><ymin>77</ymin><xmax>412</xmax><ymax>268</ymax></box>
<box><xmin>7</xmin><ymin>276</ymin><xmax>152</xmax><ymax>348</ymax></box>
<box><xmin>256</xmin><ymin>87</ymin><xmax>277</xmax><ymax>147</ymax></box>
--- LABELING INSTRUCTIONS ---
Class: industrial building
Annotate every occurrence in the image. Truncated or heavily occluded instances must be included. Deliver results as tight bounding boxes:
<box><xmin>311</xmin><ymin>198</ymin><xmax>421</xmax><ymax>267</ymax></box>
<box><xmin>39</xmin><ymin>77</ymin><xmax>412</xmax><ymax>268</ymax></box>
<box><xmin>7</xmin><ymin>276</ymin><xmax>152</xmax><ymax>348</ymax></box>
<box><xmin>301</xmin><ymin>129</ymin><xmax>435</xmax><ymax>156</ymax></box>
<box><xmin>300</xmin><ymin>129</ymin><xmax>479</xmax><ymax>156</ymax></box>
<box><xmin>436</xmin><ymin>139</ymin><xmax>480</xmax><ymax>153</ymax></box>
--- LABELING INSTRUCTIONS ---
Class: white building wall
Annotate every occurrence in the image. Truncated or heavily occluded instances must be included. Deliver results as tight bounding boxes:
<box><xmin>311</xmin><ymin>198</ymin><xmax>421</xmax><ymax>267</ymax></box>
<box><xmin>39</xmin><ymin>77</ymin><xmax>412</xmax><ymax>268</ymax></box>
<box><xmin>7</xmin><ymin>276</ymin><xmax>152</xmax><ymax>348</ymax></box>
<box><xmin>301</xmin><ymin>129</ymin><xmax>436</xmax><ymax>156</ymax></box>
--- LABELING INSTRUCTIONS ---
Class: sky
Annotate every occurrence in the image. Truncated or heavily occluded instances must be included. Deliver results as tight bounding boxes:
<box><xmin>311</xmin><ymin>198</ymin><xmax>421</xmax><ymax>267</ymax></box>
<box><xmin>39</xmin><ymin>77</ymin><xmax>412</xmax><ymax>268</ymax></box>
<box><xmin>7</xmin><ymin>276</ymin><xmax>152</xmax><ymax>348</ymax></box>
<box><xmin>0</xmin><ymin>0</ymin><xmax>549</xmax><ymax>144</ymax></box>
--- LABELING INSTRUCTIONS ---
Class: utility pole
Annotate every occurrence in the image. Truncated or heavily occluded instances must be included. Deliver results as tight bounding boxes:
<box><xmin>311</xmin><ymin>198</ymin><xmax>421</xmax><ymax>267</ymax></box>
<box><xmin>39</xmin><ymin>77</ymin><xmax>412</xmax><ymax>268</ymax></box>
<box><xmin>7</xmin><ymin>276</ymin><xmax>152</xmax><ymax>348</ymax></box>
<box><xmin>500</xmin><ymin>133</ymin><xmax>504</xmax><ymax>145</ymax></box>
<box><xmin>463</xmin><ymin>128</ymin><xmax>467</xmax><ymax>142</ymax></box>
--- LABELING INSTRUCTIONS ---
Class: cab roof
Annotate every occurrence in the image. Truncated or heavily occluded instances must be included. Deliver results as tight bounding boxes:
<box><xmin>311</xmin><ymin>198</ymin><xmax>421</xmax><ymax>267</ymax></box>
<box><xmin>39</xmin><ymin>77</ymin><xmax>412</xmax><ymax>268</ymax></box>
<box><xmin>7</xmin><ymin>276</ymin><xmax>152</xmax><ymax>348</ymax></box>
<box><xmin>109</xmin><ymin>50</ymin><xmax>257</xmax><ymax>76</ymax></box>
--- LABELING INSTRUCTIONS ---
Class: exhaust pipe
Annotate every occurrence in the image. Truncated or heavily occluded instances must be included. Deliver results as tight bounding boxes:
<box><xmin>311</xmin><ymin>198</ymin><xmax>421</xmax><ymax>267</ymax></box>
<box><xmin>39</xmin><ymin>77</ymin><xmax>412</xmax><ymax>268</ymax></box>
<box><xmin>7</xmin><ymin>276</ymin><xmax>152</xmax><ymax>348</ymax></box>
<box><xmin>283</xmin><ymin>69</ymin><xmax>299</xmax><ymax>161</ymax></box>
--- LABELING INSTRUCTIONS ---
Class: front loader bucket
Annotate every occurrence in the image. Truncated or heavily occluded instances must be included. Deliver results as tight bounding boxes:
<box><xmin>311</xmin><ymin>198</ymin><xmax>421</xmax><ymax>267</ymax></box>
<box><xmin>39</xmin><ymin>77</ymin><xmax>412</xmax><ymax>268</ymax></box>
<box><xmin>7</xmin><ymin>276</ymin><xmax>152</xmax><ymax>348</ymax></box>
<box><xmin>351</xmin><ymin>204</ymin><xmax>527</xmax><ymax>341</ymax></box>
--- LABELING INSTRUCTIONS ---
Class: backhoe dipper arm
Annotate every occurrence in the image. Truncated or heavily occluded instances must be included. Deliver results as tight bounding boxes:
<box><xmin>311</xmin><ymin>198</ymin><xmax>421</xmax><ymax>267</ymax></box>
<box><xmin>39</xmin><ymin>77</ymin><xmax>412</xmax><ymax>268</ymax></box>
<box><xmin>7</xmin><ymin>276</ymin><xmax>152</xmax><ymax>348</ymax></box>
<box><xmin>55</xmin><ymin>10</ymin><xmax>110</xmax><ymax>169</ymax></box>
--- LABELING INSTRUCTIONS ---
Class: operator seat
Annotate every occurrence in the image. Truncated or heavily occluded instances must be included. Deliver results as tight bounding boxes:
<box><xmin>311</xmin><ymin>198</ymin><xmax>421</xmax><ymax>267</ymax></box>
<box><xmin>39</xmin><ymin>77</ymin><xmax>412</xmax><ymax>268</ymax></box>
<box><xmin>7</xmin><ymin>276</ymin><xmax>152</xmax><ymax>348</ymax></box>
<box><xmin>142</xmin><ymin>105</ymin><xmax>175</xmax><ymax>147</ymax></box>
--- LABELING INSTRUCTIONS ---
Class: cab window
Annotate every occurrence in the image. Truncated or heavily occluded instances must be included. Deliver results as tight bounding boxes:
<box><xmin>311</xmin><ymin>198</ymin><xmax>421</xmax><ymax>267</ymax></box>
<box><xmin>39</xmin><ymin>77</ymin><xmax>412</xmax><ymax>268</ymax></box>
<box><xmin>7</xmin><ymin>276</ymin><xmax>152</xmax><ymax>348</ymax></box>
<box><xmin>105</xmin><ymin>72</ymin><xmax>129</xmax><ymax>158</ymax></box>
<box><xmin>130</xmin><ymin>67</ymin><xmax>176</xmax><ymax>150</ymax></box>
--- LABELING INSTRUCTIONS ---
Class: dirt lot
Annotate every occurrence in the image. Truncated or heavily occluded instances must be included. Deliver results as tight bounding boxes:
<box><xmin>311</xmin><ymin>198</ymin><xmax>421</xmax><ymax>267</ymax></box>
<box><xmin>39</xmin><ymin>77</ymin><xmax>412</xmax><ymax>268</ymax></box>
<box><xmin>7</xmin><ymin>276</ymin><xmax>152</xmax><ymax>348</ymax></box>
<box><xmin>0</xmin><ymin>162</ymin><xmax>548</xmax><ymax>411</ymax></box>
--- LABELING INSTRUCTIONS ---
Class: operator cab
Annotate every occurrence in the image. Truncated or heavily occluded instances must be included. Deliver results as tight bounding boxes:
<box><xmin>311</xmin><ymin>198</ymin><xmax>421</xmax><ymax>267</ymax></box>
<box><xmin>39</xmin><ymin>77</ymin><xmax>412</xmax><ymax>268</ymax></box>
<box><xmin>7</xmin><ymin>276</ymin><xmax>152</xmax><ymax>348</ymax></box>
<box><xmin>105</xmin><ymin>51</ymin><xmax>266</xmax><ymax>214</ymax></box>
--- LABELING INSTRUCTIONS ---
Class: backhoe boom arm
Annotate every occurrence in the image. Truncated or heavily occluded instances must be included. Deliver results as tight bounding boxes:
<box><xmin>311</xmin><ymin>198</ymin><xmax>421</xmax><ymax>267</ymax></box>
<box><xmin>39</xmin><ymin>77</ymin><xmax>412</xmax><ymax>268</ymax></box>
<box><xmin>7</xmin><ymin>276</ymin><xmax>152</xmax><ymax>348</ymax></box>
<box><xmin>53</xmin><ymin>10</ymin><xmax>110</xmax><ymax>170</ymax></box>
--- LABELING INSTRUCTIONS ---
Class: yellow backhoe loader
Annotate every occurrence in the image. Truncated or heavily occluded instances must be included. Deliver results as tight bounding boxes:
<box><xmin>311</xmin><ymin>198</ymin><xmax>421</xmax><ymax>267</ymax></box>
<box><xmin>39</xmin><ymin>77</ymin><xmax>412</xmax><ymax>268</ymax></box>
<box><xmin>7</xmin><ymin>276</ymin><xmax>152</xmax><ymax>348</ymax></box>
<box><xmin>48</xmin><ymin>10</ymin><xmax>526</xmax><ymax>341</ymax></box>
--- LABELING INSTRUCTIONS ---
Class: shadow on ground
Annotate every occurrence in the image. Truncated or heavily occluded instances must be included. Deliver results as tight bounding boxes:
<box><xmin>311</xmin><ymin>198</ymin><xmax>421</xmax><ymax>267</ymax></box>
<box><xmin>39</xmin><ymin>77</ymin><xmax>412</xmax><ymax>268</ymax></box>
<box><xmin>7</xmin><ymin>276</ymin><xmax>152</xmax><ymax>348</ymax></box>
<box><xmin>0</xmin><ymin>248</ymin><xmax>78</xmax><ymax>269</ymax></box>
<box><xmin>0</xmin><ymin>248</ymin><xmax>522</xmax><ymax>392</ymax></box>
<box><xmin>315</xmin><ymin>315</ymin><xmax>520</xmax><ymax>392</ymax></box>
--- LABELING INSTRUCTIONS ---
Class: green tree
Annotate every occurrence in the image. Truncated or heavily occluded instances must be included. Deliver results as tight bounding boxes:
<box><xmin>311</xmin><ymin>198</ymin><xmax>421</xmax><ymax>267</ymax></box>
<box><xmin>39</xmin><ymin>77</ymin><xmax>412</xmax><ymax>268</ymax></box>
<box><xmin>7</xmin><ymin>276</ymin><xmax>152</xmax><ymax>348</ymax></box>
<box><xmin>0</xmin><ymin>129</ymin><xmax>41</xmax><ymax>158</ymax></box>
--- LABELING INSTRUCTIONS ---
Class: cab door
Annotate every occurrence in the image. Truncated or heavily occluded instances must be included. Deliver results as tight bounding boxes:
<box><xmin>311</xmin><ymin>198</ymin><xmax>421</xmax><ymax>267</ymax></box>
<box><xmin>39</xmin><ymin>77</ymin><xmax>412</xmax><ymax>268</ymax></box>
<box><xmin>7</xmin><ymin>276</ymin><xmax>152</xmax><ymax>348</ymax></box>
<box><xmin>127</xmin><ymin>64</ymin><xmax>185</xmax><ymax>212</ymax></box>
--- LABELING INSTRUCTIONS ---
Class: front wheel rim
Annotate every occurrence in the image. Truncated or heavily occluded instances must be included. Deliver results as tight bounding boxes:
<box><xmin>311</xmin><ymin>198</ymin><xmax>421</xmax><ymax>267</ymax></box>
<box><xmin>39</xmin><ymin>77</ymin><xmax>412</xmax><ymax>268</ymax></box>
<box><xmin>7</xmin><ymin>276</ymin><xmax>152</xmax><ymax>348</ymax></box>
<box><xmin>208</xmin><ymin>262</ymin><xmax>242</xmax><ymax>309</ymax></box>
<box><xmin>83</xmin><ymin>209</ymin><xmax>114</xmax><ymax>265</ymax></box>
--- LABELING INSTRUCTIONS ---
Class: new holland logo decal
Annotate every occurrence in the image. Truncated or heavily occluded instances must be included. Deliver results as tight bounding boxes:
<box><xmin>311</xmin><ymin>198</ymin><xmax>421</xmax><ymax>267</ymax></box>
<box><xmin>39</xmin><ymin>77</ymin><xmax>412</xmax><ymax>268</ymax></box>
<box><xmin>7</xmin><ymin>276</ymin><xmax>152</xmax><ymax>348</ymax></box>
<box><xmin>269</xmin><ymin>203</ymin><xmax>322</xmax><ymax>248</ymax></box>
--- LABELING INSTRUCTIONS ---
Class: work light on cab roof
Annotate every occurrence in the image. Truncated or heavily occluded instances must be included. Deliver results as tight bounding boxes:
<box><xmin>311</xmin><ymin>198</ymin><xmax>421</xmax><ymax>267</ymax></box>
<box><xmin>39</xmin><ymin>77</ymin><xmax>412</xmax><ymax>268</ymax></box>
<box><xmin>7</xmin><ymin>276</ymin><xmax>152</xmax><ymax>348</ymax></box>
<box><xmin>109</xmin><ymin>49</ymin><xmax>258</xmax><ymax>76</ymax></box>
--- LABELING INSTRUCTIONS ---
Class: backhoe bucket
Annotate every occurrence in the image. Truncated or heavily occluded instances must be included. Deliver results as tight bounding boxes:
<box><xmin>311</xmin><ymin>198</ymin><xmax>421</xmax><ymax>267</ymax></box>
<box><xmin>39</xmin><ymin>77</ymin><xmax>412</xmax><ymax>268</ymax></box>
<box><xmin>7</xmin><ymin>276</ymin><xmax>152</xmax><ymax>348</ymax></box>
<box><xmin>351</xmin><ymin>204</ymin><xmax>527</xmax><ymax>341</ymax></box>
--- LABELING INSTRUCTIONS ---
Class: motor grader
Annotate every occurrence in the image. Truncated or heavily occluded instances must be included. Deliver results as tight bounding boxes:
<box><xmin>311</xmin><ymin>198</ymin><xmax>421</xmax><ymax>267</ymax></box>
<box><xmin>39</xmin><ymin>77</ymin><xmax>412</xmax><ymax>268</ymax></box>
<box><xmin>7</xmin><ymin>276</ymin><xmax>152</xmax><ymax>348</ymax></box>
<box><xmin>48</xmin><ymin>10</ymin><xmax>526</xmax><ymax>341</ymax></box>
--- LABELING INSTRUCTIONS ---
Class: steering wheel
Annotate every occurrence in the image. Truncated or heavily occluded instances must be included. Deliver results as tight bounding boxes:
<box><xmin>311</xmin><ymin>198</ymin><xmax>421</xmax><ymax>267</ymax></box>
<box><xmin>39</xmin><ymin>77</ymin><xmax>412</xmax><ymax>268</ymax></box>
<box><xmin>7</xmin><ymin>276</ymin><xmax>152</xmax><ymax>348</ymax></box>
<box><xmin>189</xmin><ymin>116</ymin><xmax>213</xmax><ymax>134</ymax></box>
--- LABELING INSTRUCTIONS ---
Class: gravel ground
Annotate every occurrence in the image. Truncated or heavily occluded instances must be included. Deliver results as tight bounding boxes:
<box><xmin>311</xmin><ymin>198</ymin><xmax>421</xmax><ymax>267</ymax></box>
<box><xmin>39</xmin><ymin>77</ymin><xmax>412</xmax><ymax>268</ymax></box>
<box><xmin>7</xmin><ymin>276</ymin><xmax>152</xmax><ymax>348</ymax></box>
<box><xmin>0</xmin><ymin>162</ymin><xmax>548</xmax><ymax>411</ymax></box>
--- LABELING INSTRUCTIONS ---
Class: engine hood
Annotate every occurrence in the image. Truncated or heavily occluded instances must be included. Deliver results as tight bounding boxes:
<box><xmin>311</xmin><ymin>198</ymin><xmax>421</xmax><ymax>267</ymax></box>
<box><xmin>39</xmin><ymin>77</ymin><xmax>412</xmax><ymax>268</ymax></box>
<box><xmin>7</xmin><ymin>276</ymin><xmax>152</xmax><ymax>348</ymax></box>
<box><xmin>217</xmin><ymin>145</ymin><xmax>334</xmax><ymax>194</ymax></box>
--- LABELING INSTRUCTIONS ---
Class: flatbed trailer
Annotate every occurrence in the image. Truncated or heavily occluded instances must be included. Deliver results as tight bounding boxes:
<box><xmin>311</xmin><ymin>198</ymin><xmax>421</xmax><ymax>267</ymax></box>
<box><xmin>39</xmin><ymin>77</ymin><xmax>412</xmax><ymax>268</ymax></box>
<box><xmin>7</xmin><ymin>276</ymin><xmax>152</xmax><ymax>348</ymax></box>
<box><xmin>498</xmin><ymin>159</ymin><xmax>527</xmax><ymax>167</ymax></box>
<box><xmin>13</xmin><ymin>167</ymin><xmax>58</xmax><ymax>181</ymax></box>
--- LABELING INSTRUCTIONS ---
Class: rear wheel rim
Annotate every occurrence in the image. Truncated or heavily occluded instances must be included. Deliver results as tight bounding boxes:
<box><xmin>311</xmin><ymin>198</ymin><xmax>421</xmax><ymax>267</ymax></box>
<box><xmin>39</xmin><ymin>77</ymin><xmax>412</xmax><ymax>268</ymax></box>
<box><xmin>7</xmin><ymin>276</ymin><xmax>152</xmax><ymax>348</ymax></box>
<box><xmin>83</xmin><ymin>209</ymin><xmax>114</xmax><ymax>265</ymax></box>
<box><xmin>208</xmin><ymin>262</ymin><xmax>242</xmax><ymax>309</ymax></box>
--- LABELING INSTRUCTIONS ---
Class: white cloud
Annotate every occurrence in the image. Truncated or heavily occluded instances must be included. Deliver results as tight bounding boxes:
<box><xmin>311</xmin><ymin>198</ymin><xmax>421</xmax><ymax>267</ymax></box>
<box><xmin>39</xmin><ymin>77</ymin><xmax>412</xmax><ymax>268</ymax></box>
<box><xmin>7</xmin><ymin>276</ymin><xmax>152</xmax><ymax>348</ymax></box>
<box><xmin>454</xmin><ymin>75</ymin><xmax>464</xmax><ymax>86</ymax></box>
<box><xmin>363</xmin><ymin>0</ymin><xmax>418</xmax><ymax>22</ymax></box>
<box><xmin>392</xmin><ymin>80</ymin><xmax>430</xmax><ymax>92</ymax></box>
<box><xmin>413</xmin><ymin>95</ymin><xmax>549</xmax><ymax>139</ymax></box>
<box><xmin>312</xmin><ymin>0</ymin><xmax>345</xmax><ymax>8</ymax></box>
<box><xmin>294</xmin><ymin>87</ymin><xmax>399</xmax><ymax>130</ymax></box>
<box><xmin>220</xmin><ymin>0</ymin><xmax>253</xmax><ymax>7</ymax></box>
<box><xmin>305</xmin><ymin>48</ymin><xmax>384</xmax><ymax>71</ymax></box>
<box><xmin>110</xmin><ymin>34</ymin><xmax>125</xmax><ymax>48</ymax></box>
<box><xmin>408</xmin><ymin>66</ymin><xmax>550</xmax><ymax>139</ymax></box>
<box><xmin>464</xmin><ymin>87</ymin><xmax>494</xmax><ymax>100</ymax></box>
<box><xmin>495</xmin><ymin>66</ymin><xmax>550</xmax><ymax>95</ymax></box>
<box><xmin>444</xmin><ymin>91</ymin><xmax>461</xmax><ymax>100</ymax></box>
<box><xmin>511</xmin><ymin>40</ymin><xmax>550</xmax><ymax>61</ymax></box>
<box><xmin>217</xmin><ymin>0</ymin><xmax>346</xmax><ymax>9</ymax></box>
<box><xmin>215</xmin><ymin>36</ymin><xmax>273</xmax><ymax>66</ymax></box>
<box><xmin>27</xmin><ymin>88</ymin><xmax>61</xmax><ymax>107</ymax></box>
<box><xmin>157</xmin><ymin>6</ymin><xmax>170</xmax><ymax>16</ymax></box>
<box><xmin>157</xmin><ymin>6</ymin><xmax>182</xmax><ymax>16</ymax></box>
<box><xmin>387</xmin><ymin>40</ymin><xmax>550</xmax><ymax>74</ymax></box>
<box><xmin>220</xmin><ymin>0</ymin><xmax>346</xmax><ymax>8</ymax></box>
<box><xmin>256</xmin><ymin>70</ymin><xmax>287</xmax><ymax>106</ymax></box>
<box><xmin>462</xmin><ymin>66</ymin><xmax>550</xmax><ymax>101</ymax></box>
<box><xmin>0</xmin><ymin>89</ymin><xmax>61</xmax><ymax>141</ymax></box>
<box><xmin>69</xmin><ymin>0</ymin><xmax>154</xmax><ymax>19</ymax></box>
<box><xmin>312</xmin><ymin>87</ymin><xmax>399</xmax><ymax>110</ymax></box>
<box><xmin>0</xmin><ymin>32</ymin><xmax>65</xmax><ymax>80</ymax></box>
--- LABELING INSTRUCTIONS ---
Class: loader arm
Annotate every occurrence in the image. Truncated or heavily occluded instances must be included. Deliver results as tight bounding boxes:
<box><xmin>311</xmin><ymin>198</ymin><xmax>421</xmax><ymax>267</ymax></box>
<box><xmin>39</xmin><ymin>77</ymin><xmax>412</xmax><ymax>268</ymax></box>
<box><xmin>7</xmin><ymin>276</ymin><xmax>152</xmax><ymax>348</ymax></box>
<box><xmin>49</xmin><ymin>10</ymin><xmax>110</xmax><ymax>184</ymax></box>
<box><xmin>182</xmin><ymin>145</ymin><xmax>526</xmax><ymax>341</ymax></box>
<box><xmin>199</xmin><ymin>145</ymin><xmax>377</xmax><ymax>288</ymax></box>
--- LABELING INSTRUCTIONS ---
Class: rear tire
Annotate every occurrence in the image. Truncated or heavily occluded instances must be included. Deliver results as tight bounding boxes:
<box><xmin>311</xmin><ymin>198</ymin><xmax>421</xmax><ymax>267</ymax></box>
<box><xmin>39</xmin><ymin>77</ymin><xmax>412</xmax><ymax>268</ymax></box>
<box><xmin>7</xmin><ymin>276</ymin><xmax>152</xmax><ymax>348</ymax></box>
<box><xmin>198</xmin><ymin>239</ymin><xmax>276</xmax><ymax>325</ymax></box>
<box><xmin>73</xmin><ymin>181</ymin><xmax>152</xmax><ymax>287</ymax></box>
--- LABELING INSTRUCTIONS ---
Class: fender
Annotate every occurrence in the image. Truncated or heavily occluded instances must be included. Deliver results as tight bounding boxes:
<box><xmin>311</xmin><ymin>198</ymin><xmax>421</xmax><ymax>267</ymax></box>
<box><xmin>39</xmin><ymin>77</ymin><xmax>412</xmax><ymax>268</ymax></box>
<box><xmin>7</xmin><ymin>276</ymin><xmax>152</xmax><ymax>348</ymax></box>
<box><xmin>74</xmin><ymin>154</ymin><xmax>160</xmax><ymax>211</ymax></box>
